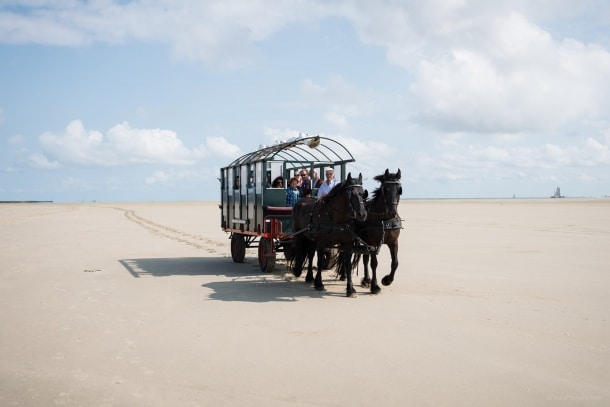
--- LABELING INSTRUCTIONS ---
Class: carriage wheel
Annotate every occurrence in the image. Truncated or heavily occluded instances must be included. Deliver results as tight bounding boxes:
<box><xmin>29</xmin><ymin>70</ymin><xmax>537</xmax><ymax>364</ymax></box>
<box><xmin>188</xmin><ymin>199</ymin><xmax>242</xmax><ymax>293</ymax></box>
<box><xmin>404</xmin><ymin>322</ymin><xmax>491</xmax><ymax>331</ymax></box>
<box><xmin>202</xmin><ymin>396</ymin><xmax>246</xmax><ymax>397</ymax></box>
<box><xmin>231</xmin><ymin>234</ymin><xmax>246</xmax><ymax>263</ymax></box>
<box><xmin>258</xmin><ymin>237</ymin><xmax>276</xmax><ymax>273</ymax></box>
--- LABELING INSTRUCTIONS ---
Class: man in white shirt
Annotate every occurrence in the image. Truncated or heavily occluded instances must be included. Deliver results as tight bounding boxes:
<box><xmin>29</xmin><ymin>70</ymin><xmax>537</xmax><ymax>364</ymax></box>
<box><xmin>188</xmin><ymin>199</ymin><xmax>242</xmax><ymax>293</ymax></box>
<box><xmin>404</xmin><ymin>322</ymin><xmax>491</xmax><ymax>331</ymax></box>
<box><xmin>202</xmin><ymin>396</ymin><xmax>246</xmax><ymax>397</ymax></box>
<box><xmin>316</xmin><ymin>169</ymin><xmax>337</xmax><ymax>197</ymax></box>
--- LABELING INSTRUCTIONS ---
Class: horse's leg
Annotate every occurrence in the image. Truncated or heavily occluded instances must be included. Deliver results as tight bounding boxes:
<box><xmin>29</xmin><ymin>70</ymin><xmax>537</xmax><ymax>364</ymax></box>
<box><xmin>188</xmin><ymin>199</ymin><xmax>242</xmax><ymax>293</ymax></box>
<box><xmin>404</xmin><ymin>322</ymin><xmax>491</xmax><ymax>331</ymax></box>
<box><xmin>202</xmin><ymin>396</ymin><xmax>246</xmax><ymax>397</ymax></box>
<box><xmin>292</xmin><ymin>235</ymin><xmax>304</xmax><ymax>277</ymax></box>
<box><xmin>360</xmin><ymin>253</ymin><xmax>371</xmax><ymax>288</ymax></box>
<box><xmin>314</xmin><ymin>245</ymin><xmax>325</xmax><ymax>291</ymax></box>
<box><xmin>305</xmin><ymin>240</ymin><xmax>315</xmax><ymax>283</ymax></box>
<box><xmin>344</xmin><ymin>248</ymin><xmax>357</xmax><ymax>297</ymax></box>
<box><xmin>381</xmin><ymin>242</ymin><xmax>399</xmax><ymax>286</ymax></box>
<box><xmin>369</xmin><ymin>253</ymin><xmax>381</xmax><ymax>294</ymax></box>
<box><xmin>337</xmin><ymin>251</ymin><xmax>347</xmax><ymax>281</ymax></box>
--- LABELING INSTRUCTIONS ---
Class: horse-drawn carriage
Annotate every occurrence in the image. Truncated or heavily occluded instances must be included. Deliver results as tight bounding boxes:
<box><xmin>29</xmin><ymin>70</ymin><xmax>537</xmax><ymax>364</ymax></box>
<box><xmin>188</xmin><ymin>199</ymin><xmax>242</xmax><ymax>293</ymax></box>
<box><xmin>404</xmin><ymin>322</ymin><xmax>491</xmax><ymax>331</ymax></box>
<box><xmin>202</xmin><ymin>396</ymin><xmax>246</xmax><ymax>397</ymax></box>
<box><xmin>219</xmin><ymin>135</ymin><xmax>357</xmax><ymax>273</ymax></box>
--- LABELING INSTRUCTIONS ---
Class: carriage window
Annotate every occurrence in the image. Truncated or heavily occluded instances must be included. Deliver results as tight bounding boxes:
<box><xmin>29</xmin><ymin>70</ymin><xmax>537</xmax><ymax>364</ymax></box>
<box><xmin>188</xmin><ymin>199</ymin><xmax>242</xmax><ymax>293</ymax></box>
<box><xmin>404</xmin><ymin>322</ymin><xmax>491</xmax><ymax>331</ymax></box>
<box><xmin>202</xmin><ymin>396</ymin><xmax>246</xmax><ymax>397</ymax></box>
<box><xmin>255</xmin><ymin>162</ymin><xmax>263</xmax><ymax>194</ymax></box>
<box><xmin>266</xmin><ymin>161</ymin><xmax>285</xmax><ymax>189</ymax></box>
<box><xmin>247</xmin><ymin>169</ymin><xmax>255</xmax><ymax>189</ymax></box>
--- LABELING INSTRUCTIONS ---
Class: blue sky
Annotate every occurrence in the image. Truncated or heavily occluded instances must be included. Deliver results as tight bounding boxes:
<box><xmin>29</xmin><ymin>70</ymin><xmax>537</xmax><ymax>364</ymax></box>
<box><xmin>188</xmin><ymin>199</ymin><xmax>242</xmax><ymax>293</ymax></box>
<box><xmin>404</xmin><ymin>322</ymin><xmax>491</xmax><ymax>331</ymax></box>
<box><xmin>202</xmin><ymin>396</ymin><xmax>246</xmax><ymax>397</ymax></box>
<box><xmin>1</xmin><ymin>1</ymin><xmax>610</xmax><ymax>202</ymax></box>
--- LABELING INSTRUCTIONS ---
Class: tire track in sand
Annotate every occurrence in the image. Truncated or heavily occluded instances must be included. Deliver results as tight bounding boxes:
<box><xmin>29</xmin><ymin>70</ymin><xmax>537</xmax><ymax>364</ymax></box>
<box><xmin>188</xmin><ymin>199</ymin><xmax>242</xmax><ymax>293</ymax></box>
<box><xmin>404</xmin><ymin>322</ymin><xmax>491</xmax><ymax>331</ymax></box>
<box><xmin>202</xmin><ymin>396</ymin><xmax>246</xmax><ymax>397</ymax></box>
<box><xmin>112</xmin><ymin>207</ymin><xmax>226</xmax><ymax>255</ymax></box>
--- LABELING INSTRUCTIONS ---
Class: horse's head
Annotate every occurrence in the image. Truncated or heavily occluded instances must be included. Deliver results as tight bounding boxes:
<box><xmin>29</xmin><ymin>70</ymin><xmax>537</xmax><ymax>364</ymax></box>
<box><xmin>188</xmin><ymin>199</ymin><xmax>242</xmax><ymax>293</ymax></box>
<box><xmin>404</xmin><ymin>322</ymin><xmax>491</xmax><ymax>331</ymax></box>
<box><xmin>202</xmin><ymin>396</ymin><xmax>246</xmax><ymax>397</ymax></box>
<box><xmin>344</xmin><ymin>172</ymin><xmax>368</xmax><ymax>222</ymax></box>
<box><xmin>373</xmin><ymin>168</ymin><xmax>402</xmax><ymax>218</ymax></box>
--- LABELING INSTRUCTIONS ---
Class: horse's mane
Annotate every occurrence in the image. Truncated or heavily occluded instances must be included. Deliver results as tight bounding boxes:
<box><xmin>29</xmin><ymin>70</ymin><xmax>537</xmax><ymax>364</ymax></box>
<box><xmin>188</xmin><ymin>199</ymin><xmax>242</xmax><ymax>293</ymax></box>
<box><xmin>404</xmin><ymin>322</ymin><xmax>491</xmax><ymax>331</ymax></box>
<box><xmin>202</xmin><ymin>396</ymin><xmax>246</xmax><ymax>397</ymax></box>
<box><xmin>369</xmin><ymin>171</ymin><xmax>401</xmax><ymax>203</ymax></box>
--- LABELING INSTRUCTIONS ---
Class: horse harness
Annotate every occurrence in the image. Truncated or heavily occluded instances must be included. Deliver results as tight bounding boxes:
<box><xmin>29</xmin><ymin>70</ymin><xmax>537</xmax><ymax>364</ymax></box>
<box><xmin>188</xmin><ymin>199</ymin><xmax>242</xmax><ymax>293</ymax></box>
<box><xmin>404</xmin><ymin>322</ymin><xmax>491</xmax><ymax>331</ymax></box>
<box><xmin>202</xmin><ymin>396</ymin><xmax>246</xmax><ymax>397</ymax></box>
<box><xmin>293</xmin><ymin>183</ymin><xmax>365</xmax><ymax>241</ymax></box>
<box><xmin>353</xmin><ymin>179</ymin><xmax>403</xmax><ymax>254</ymax></box>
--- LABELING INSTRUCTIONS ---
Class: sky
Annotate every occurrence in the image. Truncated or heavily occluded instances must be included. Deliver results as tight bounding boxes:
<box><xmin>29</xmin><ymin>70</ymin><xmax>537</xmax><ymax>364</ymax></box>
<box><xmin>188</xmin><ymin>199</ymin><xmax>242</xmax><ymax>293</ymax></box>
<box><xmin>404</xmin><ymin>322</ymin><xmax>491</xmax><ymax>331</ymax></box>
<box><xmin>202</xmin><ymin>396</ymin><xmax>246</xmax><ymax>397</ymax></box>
<box><xmin>1</xmin><ymin>0</ymin><xmax>610</xmax><ymax>202</ymax></box>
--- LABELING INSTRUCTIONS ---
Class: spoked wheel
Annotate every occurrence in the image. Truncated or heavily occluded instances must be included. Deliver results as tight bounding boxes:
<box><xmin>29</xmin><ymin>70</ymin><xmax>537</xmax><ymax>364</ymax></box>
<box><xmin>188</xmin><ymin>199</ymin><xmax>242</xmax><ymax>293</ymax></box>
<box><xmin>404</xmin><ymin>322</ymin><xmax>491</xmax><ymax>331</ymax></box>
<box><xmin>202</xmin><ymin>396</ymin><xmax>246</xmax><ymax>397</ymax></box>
<box><xmin>258</xmin><ymin>237</ymin><xmax>276</xmax><ymax>273</ymax></box>
<box><xmin>231</xmin><ymin>233</ymin><xmax>246</xmax><ymax>263</ymax></box>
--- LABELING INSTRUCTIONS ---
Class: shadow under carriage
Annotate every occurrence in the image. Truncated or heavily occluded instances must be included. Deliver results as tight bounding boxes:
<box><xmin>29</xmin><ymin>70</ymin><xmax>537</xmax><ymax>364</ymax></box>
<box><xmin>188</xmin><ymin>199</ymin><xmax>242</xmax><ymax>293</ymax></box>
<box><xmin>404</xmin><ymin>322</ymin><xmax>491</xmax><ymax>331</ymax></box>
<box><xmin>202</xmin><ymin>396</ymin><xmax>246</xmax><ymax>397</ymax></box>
<box><xmin>118</xmin><ymin>256</ymin><xmax>333</xmax><ymax>303</ymax></box>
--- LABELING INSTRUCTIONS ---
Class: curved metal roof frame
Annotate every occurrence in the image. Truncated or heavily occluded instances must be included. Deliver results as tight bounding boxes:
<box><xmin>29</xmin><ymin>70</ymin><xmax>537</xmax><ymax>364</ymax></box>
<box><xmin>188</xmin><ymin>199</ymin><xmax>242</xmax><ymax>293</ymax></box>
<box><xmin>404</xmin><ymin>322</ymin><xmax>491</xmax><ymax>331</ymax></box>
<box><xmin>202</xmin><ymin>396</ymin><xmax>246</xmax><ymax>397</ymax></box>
<box><xmin>223</xmin><ymin>136</ymin><xmax>355</xmax><ymax>168</ymax></box>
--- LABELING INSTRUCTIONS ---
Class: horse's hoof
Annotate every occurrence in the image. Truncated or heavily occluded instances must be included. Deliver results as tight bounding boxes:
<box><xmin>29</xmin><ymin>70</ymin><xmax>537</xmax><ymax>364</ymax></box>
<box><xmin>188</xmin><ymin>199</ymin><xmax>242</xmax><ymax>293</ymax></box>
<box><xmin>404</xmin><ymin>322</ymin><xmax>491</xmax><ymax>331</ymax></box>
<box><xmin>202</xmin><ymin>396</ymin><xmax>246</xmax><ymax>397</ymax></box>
<box><xmin>315</xmin><ymin>284</ymin><xmax>325</xmax><ymax>291</ymax></box>
<box><xmin>305</xmin><ymin>276</ymin><xmax>314</xmax><ymax>283</ymax></box>
<box><xmin>381</xmin><ymin>276</ymin><xmax>393</xmax><ymax>286</ymax></box>
<box><xmin>361</xmin><ymin>278</ymin><xmax>370</xmax><ymax>288</ymax></box>
<box><xmin>346</xmin><ymin>289</ymin><xmax>358</xmax><ymax>298</ymax></box>
<box><xmin>293</xmin><ymin>270</ymin><xmax>302</xmax><ymax>278</ymax></box>
<box><xmin>371</xmin><ymin>286</ymin><xmax>381</xmax><ymax>295</ymax></box>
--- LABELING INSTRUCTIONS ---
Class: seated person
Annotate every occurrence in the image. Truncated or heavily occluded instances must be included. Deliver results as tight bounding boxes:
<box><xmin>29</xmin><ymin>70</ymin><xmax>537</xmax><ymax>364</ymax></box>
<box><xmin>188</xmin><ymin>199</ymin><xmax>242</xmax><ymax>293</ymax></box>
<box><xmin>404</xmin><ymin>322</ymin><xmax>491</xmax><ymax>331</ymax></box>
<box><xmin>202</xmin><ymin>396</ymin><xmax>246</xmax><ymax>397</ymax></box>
<box><xmin>271</xmin><ymin>176</ymin><xmax>284</xmax><ymax>188</ymax></box>
<box><xmin>311</xmin><ymin>170</ymin><xmax>323</xmax><ymax>188</ymax></box>
<box><xmin>316</xmin><ymin>169</ymin><xmax>337</xmax><ymax>197</ymax></box>
<box><xmin>285</xmin><ymin>177</ymin><xmax>301</xmax><ymax>207</ymax></box>
<box><xmin>299</xmin><ymin>169</ymin><xmax>311</xmax><ymax>194</ymax></box>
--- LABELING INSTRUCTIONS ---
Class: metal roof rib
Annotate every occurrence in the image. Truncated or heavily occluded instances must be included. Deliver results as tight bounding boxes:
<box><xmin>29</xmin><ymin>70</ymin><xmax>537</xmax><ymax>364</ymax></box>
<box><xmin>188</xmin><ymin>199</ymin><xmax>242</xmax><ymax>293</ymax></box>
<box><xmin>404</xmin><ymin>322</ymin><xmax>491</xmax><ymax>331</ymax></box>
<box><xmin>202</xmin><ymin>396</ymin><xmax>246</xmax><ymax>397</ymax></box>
<box><xmin>222</xmin><ymin>136</ymin><xmax>354</xmax><ymax>169</ymax></box>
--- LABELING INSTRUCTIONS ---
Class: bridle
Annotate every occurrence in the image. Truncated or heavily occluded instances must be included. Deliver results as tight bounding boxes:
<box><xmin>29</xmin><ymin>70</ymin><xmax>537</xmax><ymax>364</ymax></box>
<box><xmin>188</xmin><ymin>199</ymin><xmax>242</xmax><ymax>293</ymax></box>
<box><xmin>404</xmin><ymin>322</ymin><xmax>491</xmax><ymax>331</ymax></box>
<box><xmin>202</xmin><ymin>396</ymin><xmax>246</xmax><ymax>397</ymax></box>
<box><xmin>368</xmin><ymin>180</ymin><xmax>401</xmax><ymax>218</ymax></box>
<box><xmin>345</xmin><ymin>183</ymin><xmax>366</xmax><ymax>220</ymax></box>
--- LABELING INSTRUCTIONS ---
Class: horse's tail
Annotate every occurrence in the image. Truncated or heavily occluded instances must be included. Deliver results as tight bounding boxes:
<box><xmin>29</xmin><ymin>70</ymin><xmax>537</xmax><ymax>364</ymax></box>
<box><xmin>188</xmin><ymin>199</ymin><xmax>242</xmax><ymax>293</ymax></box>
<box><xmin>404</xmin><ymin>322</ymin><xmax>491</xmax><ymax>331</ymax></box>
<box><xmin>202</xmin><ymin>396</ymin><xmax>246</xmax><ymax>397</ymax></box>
<box><xmin>334</xmin><ymin>251</ymin><xmax>361</xmax><ymax>279</ymax></box>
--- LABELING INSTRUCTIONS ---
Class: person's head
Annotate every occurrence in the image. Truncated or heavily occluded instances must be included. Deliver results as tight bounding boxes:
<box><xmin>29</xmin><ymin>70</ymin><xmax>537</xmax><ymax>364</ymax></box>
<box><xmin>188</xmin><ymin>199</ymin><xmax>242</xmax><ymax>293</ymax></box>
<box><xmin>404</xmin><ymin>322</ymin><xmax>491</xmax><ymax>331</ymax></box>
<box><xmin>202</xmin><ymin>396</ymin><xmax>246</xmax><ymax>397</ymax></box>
<box><xmin>300</xmin><ymin>169</ymin><xmax>309</xmax><ymax>178</ymax></box>
<box><xmin>325</xmin><ymin>169</ymin><xmax>334</xmax><ymax>179</ymax></box>
<box><xmin>272</xmin><ymin>176</ymin><xmax>283</xmax><ymax>187</ymax></box>
<box><xmin>288</xmin><ymin>177</ymin><xmax>299</xmax><ymax>188</ymax></box>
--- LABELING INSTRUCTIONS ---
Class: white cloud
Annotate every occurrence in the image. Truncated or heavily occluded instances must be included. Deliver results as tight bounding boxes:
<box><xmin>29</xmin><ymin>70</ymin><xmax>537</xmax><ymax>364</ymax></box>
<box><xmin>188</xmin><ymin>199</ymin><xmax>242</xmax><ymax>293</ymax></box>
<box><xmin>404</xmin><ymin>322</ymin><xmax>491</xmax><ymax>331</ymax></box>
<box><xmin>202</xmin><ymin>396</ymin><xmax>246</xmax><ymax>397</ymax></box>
<box><xmin>405</xmin><ymin>13</ymin><xmax>610</xmax><ymax>133</ymax></box>
<box><xmin>262</xmin><ymin>127</ymin><xmax>303</xmax><ymax>145</ymax></box>
<box><xmin>301</xmin><ymin>76</ymin><xmax>368</xmax><ymax>117</ymax></box>
<box><xmin>206</xmin><ymin>136</ymin><xmax>242</xmax><ymax>159</ymax></box>
<box><xmin>324</xmin><ymin>112</ymin><xmax>349</xmax><ymax>128</ymax></box>
<box><xmin>144</xmin><ymin>168</ymin><xmax>204</xmax><ymax>185</ymax></box>
<box><xmin>145</xmin><ymin>170</ymin><xmax>170</xmax><ymax>185</ymax></box>
<box><xmin>60</xmin><ymin>176</ymin><xmax>92</xmax><ymax>191</ymax></box>
<box><xmin>3</xmin><ymin>1</ymin><xmax>610</xmax><ymax>198</ymax></box>
<box><xmin>330</xmin><ymin>2</ymin><xmax>610</xmax><ymax>134</ymax></box>
<box><xmin>26</xmin><ymin>153</ymin><xmax>60</xmax><ymax>170</ymax></box>
<box><xmin>0</xmin><ymin>1</ymin><xmax>325</xmax><ymax>68</ymax></box>
<box><xmin>38</xmin><ymin>120</ymin><xmax>209</xmax><ymax>167</ymax></box>
<box><xmin>8</xmin><ymin>134</ymin><xmax>25</xmax><ymax>146</ymax></box>
<box><xmin>408</xmin><ymin>133</ymin><xmax>610</xmax><ymax>188</ymax></box>
<box><xmin>5</xmin><ymin>2</ymin><xmax>609</xmax><ymax>135</ymax></box>
<box><xmin>584</xmin><ymin>137</ymin><xmax>610</xmax><ymax>165</ymax></box>
<box><xmin>107</xmin><ymin>122</ymin><xmax>204</xmax><ymax>165</ymax></box>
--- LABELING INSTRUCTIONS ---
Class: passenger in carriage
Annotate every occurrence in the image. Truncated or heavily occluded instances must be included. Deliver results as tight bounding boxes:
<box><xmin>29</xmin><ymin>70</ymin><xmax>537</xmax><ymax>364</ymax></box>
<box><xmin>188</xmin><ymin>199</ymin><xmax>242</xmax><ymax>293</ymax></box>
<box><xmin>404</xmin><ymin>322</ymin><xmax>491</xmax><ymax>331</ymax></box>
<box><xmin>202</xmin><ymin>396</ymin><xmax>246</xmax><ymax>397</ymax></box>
<box><xmin>316</xmin><ymin>169</ymin><xmax>337</xmax><ymax>198</ymax></box>
<box><xmin>271</xmin><ymin>176</ymin><xmax>284</xmax><ymax>188</ymax></box>
<box><xmin>299</xmin><ymin>169</ymin><xmax>311</xmax><ymax>194</ymax></box>
<box><xmin>311</xmin><ymin>170</ymin><xmax>322</xmax><ymax>188</ymax></box>
<box><xmin>285</xmin><ymin>177</ymin><xmax>302</xmax><ymax>207</ymax></box>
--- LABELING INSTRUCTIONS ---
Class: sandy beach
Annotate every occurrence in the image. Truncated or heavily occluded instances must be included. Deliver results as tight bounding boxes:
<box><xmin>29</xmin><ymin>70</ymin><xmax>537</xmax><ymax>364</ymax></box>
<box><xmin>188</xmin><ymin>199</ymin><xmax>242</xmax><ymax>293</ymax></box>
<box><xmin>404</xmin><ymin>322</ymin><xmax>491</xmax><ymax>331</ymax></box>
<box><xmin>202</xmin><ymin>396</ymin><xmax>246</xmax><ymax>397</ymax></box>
<box><xmin>1</xmin><ymin>199</ymin><xmax>608</xmax><ymax>406</ymax></box>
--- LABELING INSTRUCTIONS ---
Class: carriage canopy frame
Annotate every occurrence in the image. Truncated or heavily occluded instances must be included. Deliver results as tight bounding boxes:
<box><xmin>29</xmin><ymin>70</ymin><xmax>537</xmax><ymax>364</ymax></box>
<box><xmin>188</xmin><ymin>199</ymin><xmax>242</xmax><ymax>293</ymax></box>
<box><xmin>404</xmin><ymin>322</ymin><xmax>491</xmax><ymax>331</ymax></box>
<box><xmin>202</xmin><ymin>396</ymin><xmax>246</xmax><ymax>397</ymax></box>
<box><xmin>226</xmin><ymin>135</ymin><xmax>355</xmax><ymax>168</ymax></box>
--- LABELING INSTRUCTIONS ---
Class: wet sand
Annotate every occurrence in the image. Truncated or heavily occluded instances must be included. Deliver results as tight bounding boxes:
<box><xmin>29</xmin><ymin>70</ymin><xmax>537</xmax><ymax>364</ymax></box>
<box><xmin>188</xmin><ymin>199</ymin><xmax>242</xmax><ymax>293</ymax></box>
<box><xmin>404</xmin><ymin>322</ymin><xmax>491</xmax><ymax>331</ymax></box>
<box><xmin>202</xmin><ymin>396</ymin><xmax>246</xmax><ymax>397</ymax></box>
<box><xmin>1</xmin><ymin>199</ymin><xmax>608</xmax><ymax>406</ymax></box>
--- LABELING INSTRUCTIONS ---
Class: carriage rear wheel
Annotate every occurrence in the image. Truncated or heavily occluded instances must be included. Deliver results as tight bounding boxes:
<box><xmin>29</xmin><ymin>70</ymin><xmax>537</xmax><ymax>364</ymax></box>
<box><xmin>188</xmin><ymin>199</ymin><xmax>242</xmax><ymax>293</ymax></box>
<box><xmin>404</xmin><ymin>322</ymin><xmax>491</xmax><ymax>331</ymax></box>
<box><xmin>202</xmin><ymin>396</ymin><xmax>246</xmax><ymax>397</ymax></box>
<box><xmin>231</xmin><ymin>233</ymin><xmax>246</xmax><ymax>263</ymax></box>
<box><xmin>258</xmin><ymin>237</ymin><xmax>276</xmax><ymax>273</ymax></box>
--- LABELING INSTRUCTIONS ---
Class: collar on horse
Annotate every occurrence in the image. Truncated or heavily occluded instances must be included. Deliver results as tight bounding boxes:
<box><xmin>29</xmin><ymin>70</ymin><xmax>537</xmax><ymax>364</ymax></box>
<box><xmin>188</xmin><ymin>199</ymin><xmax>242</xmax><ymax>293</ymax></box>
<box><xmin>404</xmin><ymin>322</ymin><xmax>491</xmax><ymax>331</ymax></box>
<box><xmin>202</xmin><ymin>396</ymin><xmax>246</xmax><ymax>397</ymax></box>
<box><xmin>294</xmin><ymin>183</ymin><xmax>365</xmax><ymax>237</ymax></box>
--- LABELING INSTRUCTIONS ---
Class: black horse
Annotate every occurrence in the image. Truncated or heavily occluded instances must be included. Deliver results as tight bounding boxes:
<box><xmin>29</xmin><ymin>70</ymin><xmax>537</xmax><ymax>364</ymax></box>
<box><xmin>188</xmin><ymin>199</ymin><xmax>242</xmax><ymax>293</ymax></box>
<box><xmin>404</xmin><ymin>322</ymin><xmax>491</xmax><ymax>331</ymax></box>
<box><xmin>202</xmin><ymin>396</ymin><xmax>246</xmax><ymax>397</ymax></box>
<box><xmin>337</xmin><ymin>169</ymin><xmax>402</xmax><ymax>294</ymax></box>
<box><xmin>291</xmin><ymin>172</ymin><xmax>368</xmax><ymax>297</ymax></box>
